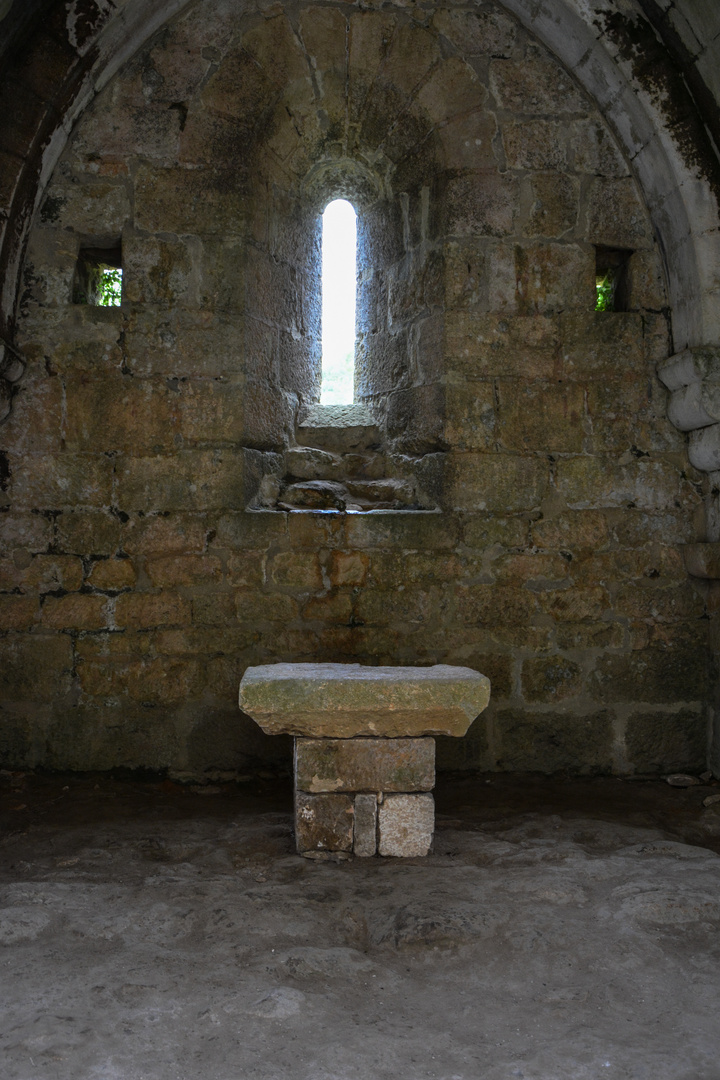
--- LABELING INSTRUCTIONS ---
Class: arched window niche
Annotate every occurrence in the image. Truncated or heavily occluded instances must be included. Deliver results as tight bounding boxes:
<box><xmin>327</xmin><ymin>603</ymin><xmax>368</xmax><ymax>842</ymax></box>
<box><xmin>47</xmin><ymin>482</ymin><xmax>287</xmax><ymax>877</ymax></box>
<box><xmin>252</xmin><ymin>158</ymin><xmax>446</xmax><ymax>514</ymax></box>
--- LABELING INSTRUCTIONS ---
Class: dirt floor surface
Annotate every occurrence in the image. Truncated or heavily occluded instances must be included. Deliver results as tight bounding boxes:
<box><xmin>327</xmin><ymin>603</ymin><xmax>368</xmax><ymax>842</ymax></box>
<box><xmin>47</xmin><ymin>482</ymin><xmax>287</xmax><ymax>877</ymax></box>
<box><xmin>1</xmin><ymin>770</ymin><xmax>720</xmax><ymax>1080</ymax></box>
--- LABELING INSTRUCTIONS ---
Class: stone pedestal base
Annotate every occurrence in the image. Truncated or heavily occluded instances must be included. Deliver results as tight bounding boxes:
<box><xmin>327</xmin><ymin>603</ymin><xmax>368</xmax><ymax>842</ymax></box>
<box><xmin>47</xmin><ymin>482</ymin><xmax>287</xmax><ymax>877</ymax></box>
<box><xmin>294</xmin><ymin>737</ymin><xmax>435</xmax><ymax>858</ymax></box>
<box><xmin>239</xmin><ymin>662</ymin><xmax>491</xmax><ymax>856</ymax></box>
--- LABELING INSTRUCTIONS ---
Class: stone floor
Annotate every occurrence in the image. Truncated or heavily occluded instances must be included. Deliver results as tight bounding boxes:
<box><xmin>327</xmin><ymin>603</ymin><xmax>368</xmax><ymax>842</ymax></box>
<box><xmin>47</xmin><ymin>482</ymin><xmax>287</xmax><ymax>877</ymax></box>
<box><xmin>1</xmin><ymin>769</ymin><xmax>720</xmax><ymax>1080</ymax></box>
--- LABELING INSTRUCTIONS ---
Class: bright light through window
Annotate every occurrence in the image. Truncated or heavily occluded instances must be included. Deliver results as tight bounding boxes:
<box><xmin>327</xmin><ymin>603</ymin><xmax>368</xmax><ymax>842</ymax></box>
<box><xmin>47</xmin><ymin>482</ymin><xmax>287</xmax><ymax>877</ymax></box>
<box><xmin>321</xmin><ymin>199</ymin><xmax>357</xmax><ymax>405</ymax></box>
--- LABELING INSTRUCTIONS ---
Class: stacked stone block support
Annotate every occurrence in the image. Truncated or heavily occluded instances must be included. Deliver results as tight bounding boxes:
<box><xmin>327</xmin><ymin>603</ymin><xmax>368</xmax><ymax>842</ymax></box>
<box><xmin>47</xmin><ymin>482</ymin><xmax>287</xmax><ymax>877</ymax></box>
<box><xmin>294</xmin><ymin>737</ymin><xmax>435</xmax><ymax>858</ymax></box>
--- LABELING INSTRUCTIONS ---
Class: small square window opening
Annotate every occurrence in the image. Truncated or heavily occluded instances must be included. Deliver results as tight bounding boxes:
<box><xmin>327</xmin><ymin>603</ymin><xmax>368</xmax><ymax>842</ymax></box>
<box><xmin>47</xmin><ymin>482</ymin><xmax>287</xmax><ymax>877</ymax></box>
<box><xmin>73</xmin><ymin>244</ymin><xmax>122</xmax><ymax>306</ymax></box>
<box><xmin>595</xmin><ymin>246</ymin><xmax>631</xmax><ymax>312</ymax></box>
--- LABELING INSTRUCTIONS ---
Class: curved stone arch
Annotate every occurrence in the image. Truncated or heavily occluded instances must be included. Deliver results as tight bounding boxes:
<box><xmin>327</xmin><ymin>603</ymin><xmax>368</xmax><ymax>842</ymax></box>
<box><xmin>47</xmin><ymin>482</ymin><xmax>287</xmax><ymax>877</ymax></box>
<box><xmin>0</xmin><ymin>0</ymin><xmax>194</xmax><ymax>329</ymax></box>
<box><xmin>0</xmin><ymin>0</ymin><xmax>718</xmax><ymax>410</ymax></box>
<box><xmin>500</xmin><ymin>0</ymin><xmax>719</xmax><ymax>353</ymax></box>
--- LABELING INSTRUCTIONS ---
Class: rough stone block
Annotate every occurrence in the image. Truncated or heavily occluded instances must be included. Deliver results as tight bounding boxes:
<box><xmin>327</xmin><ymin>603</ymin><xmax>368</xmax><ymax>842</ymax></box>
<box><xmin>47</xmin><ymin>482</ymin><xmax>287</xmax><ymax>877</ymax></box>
<box><xmin>444</xmin><ymin>382</ymin><xmax>495</xmax><ymax>451</ymax></box>
<box><xmin>240</xmin><ymin>663</ymin><xmax>490</xmax><ymax>738</ymax></box>
<box><xmin>0</xmin><ymin>553</ymin><xmax>83</xmax><ymax>593</ymax></box>
<box><xmin>198</xmin><ymin>44</ymin><xmax>277</xmax><ymax>120</ymax></box>
<box><xmin>40</xmin><ymin>177</ymin><xmax>130</xmax><ymax>235</ymax></box>
<box><xmin>378</xmin><ymin>794</ymin><xmax>434</xmax><ymax>857</ymax></box>
<box><xmin>432</xmin><ymin>9</ymin><xmax>516</xmax><ymax>58</ymax></box>
<box><xmin>269</xmin><ymin>551</ymin><xmax>323</xmax><ymax>590</ymax></box>
<box><xmin>522</xmin><ymin>656</ymin><xmax>584</xmax><ymax>703</ymax></box>
<box><xmin>524</xmin><ymin>174</ymin><xmax>579</xmax><ymax>237</ymax></box>
<box><xmin>115</xmin><ymin>449</ymin><xmax>246</xmax><ymax>513</ymax></box>
<box><xmin>625</xmin><ymin>708</ymin><xmax>706</xmax><ymax>774</ymax></box>
<box><xmin>489</xmin><ymin>58</ymin><xmax>587</xmax><ymax>114</ymax></box>
<box><xmin>235</xmin><ymin>590</ymin><xmax>298</xmax><ymax>623</ymax></box>
<box><xmin>0</xmin><ymin>634</ymin><xmax>73</xmax><ymax>700</ymax></box>
<box><xmin>0</xmin><ymin>594</ymin><xmax>39</xmax><ymax>630</ymax></box>
<box><xmin>683</xmin><ymin>543</ymin><xmax>720</xmax><ymax>579</ymax></box>
<box><xmin>329</xmin><ymin>551</ymin><xmax>368</xmax><ymax>587</ymax></box>
<box><xmin>344</xmin><ymin>511</ymin><xmax>458</xmax><ymax>551</ymax></box>
<box><xmin>9</xmin><ymin>452</ymin><xmax>113</xmax><ymax>509</ymax></box>
<box><xmin>40</xmin><ymin>594</ymin><xmax>108</xmax><ymax>630</ymax></box>
<box><xmin>496</xmin><ymin>708</ymin><xmax>614</xmax><ymax>774</ymax></box>
<box><xmin>590</xmin><ymin>632</ymin><xmax>711</xmax><ymax>705</ymax></box>
<box><xmin>353</xmin><ymin>586</ymin><xmax>437</xmax><ymax>627</ymax></box>
<box><xmin>63</xmin><ymin>376</ymin><xmax>179</xmax><ymax>454</ymax></box>
<box><xmin>585</xmin><ymin>178</ymin><xmax>651</xmax><ymax>249</ymax></box>
<box><xmin>445</xmin><ymin>172</ymin><xmax>518</xmax><ymax>237</ymax></box>
<box><xmin>295</xmin><ymin>737</ymin><xmax>435</xmax><ymax>794</ymax></box>
<box><xmin>123</xmin><ymin>234</ymin><xmax>195</xmax><ymax>306</ymax></box>
<box><xmin>446</xmin><ymin>453</ymin><xmax>549</xmax><ymax>513</ymax></box>
<box><xmin>556</xmin><ymin>456</ymin><xmax>693</xmax><ymax>513</ymax></box>
<box><xmin>55</xmin><ymin>510</ymin><xmax>121</xmax><ymax>556</ymax></box>
<box><xmin>444</xmin><ymin>312</ymin><xmax>558</xmax><ymax>380</ymax></box>
<box><xmin>506</xmin><ymin>243</ymin><xmax>594</xmax><ymax>315</ymax></box>
<box><xmin>438</xmin><ymin>110</ymin><xmax>497</xmax><ymax>170</ymax></box>
<box><xmin>295</xmin><ymin>793</ymin><xmax>354</xmax><ymax>855</ymax></box>
<box><xmin>214</xmin><ymin>510</ymin><xmax>287</xmax><ymax>550</ymax></box>
<box><xmin>496</xmin><ymin>380</ymin><xmax>584</xmax><ymax>453</ymax></box>
<box><xmin>242</xmin><ymin>13</ymin><xmax>310</xmax><ymax>88</ymax></box>
<box><xmin>302</xmin><ymin>591</ymin><xmax>353</xmax><ymax>624</ymax></box>
<box><xmin>145</xmin><ymin>555</ymin><xmax>222</xmax><ymax>587</ymax></box>
<box><xmin>501</xmin><ymin>119</ymin><xmax>567</xmax><ymax>170</ymax></box>
<box><xmin>571</xmin><ymin>119</ymin><xmax>629</xmax><ymax>178</ymax></box>
<box><xmin>226</xmin><ymin>551</ymin><xmax>265</xmax><ymax>588</ymax></box>
<box><xmin>0</xmin><ymin>512</ymin><xmax>52</xmax><ymax>557</ymax></box>
<box><xmin>353</xmin><ymin>793</ymin><xmax>378</xmax><ymax>857</ymax></box>
<box><xmin>114</xmin><ymin>591</ymin><xmax>190</xmax><ymax>629</ymax></box>
<box><xmin>122</xmin><ymin>513</ymin><xmax>207</xmax><ymax>556</ymax></box>
<box><xmin>134</xmin><ymin>165</ymin><xmax>247</xmax><ymax>235</ymax></box>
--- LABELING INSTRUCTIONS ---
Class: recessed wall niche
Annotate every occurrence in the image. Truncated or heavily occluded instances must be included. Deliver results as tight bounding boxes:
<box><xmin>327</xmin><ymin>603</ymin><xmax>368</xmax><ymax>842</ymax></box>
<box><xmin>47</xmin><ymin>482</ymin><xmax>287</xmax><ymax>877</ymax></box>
<box><xmin>250</xmin><ymin>156</ymin><xmax>447</xmax><ymax>512</ymax></box>
<box><xmin>73</xmin><ymin>243</ymin><xmax>122</xmax><ymax>306</ymax></box>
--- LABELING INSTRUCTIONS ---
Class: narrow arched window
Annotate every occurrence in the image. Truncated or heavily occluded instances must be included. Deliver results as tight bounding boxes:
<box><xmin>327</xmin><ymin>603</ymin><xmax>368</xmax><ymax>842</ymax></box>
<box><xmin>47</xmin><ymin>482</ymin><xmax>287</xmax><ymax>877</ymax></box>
<box><xmin>320</xmin><ymin>199</ymin><xmax>357</xmax><ymax>405</ymax></box>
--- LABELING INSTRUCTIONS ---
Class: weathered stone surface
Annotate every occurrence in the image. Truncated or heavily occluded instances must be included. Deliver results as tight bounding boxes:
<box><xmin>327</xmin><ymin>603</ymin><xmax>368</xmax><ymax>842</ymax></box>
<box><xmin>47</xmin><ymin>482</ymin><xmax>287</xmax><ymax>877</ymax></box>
<box><xmin>591</xmin><ymin>631</ymin><xmax>711</xmax><ymax>705</ymax></box>
<box><xmin>433</xmin><ymin>9</ymin><xmax>516</xmax><ymax>58</ymax></box>
<box><xmin>378</xmin><ymin>794</ymin><xmax>434</xmax><ymax>857</ymax></box>
<box><xmin>497</xmin><ymin>709</ymin><xmax>614</xmax><ymax>774</ymax></box>
<box><xmin>87</xmin><ymin>558</ymin><xmax>136</xmax><ymax>590</ymax></box>
<box><xmin>522</xmin><ymin>657</ymin><xmax>584</xmax><ymax>703</ymax></box>
<box><xmin>2</xmin><ymin>0</ymin><xmax>700</xmax><ymax>783</ymax></box>
<box><xmin>0</xmin><ymin>635</ymin><xmax>73</xmax><ymax>700</ymax></box>
<box><xmin>240</xmin><ymin>664</ymin><xmax>491</xmax><ymax>738</ymax></box>
<box><xmin>683</xmin><ymin>543</ymin><xmax>720</xmax><ymax>579</ymax></box>
<box><xmin>489</xmin><ymin>58</ymin><xmax>587</xmax><ymax>114</ymax></box>
<box><xmin>295</xmin><ymin>792</ymin><xmax>354</xmax><ymax>855</ymax></box>
<box><xmin>297</xmin><ymin>404</ymin><xmax>381</xmax><ymax>454</ymax></box>
<box><xmin>625</xmin><ymin>709</ymin><xmax>706</xmax><ymax>774</ymax></box>
<box><xmin>279</xmin><ymin>480</ymin><xmax>348</xmax><ymax>511</ymax></box>
<box><xmin>0</xmin><ymin>594</ymin><xmax>39</xmax><ymax>630</ymax></box>
<box><xmin>295</xmin><ymin>737</ymin><xmax>435</xmax><ymax>793</ymax></box>
<box><xmin>353</xmin><ymin>793</ymin><xmax>377</xmax><ymax>857</ymax></box>
<box><xmin>586</xmin><ymin>178</ymin><xmax>652</xmax><ymax>249</ymax></box>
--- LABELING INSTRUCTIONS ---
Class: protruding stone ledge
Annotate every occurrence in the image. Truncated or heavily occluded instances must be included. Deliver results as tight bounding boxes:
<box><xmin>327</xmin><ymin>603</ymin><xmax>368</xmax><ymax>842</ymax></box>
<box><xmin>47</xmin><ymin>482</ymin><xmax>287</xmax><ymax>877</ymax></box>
<box><xmin>667</xmin><ymin>381</ymin><xmax>720</xmax><ymax>431</ymax></box>
<box><xmin>683</xmin><ymin>543</ymin><xmax>720</xmax><ymax>579</ymax></box>
<box><xmin>689</xmin><ymin>425</ymin><xmax>720</xmax><ymax>472</ymax></box>
<box><xmin>658</xmin><ymin>346</ymin><xmax>720</xmax><ymax>473</ymax></box>
<box><xmin>657</xmin><ymin>347</ymin><xmax>720</xmax><ymax>392</ymax></box>
<box><xmin>239</xmin><ymin>662</ymin><xmax>491</xmax><ymax>738</ymax></box>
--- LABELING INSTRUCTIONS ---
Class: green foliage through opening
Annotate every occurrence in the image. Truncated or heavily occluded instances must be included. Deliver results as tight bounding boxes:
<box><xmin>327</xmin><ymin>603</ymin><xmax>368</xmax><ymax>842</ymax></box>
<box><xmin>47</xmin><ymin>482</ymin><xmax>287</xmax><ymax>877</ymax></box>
<box><xmin>595</xmin><ymin>272</ymin><xmax>615</xmax><ymax>311</ymax></box>
<box><xmin>97</xmin><ymin>267</ymin><xmax>122</xmax><ymax>307</ymax></box>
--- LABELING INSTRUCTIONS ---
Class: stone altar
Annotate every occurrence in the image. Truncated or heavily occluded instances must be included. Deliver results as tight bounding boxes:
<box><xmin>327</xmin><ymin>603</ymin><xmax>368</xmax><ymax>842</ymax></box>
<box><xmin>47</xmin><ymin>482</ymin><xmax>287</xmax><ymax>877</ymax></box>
<box><xmin>239</xmin><ymin>663</ymin><xmax>490</xmax><ymax>858</ymax></box>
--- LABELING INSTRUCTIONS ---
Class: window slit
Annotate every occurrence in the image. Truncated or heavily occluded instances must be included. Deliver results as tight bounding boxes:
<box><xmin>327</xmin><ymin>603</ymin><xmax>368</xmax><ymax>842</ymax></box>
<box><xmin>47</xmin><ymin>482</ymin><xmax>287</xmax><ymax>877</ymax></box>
<box><xmin>320</xmin><ymin>199</ymin><xmax>357</xmax><ymax>405</ymax></box>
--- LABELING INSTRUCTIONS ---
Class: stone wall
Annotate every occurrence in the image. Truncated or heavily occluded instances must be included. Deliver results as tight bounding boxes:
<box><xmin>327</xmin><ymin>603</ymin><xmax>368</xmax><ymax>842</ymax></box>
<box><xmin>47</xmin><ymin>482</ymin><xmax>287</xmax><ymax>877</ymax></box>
<box><xmin>0</xmin><ymin>0</ymin><xmax>712</xmax><ymax>779</ymax></box>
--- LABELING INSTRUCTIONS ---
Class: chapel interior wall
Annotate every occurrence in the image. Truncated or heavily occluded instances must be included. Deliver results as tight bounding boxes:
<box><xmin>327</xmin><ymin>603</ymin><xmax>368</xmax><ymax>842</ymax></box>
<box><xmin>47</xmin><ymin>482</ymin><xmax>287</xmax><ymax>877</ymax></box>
<box><xmin>0</xmin><ymin>0</ymin><xmax>713</xmax><ymax>780</ymax></box>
